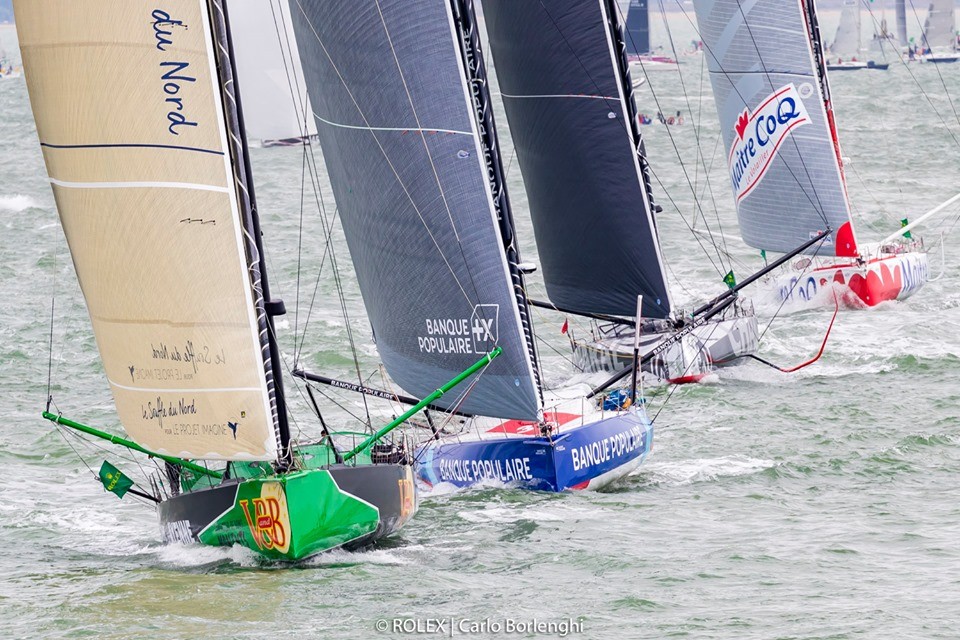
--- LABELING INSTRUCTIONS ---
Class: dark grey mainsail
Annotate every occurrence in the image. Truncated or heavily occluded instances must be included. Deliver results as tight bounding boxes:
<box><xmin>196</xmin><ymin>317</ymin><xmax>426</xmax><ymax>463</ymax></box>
<box><xmin>484</xmin><ymin>0</ymin><xmax>672</xmax><ymax>318</ymax></box>
<box><xmin>289</xmin><ymin>0</ymin><xmax>542</xmax><ymax>420</ymax></box>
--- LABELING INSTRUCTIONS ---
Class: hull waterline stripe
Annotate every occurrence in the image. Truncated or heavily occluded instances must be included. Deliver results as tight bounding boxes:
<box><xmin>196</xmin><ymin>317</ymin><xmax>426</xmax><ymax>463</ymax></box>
<box><xmin>312</xmin><ymin>112</ymin><xmax>471</xmax><ymax>136</ymax></box>
<box><xmin>49</xmin><ymin>178</ymin><xmax>230</xmax><ymax>193</ymax></box>
<box><xmin>40</xmin><ymin>142</ymin><xmax>224</xmax><ymax>156</ymax></box>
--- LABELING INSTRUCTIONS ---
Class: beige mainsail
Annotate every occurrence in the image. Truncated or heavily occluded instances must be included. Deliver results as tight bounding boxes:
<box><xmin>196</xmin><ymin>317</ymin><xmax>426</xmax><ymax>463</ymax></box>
<box><xmin>16</xmin><ymin>0</ymin><xmax>280</xmax><ymax>460</ymax></box>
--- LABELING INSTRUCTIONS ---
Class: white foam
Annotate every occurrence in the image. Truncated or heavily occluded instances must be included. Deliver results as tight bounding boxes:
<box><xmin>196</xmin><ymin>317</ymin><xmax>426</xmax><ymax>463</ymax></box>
<box><xmin>0</xmin><ymin>194</ymin><xmax>38</xmax><ymax>212</ymax></box>
<box><xmin>305</xmin><ymin>547</ymin><xmax>413</xmax><ymax>567</ymax></box>
<box><xmin>641</xmin><ymin>455</ymin><xmax>775</xmax><ymax>486</ymax></box>
<box><xmin>156</xmin><ymin>542</ymin><xmax>261</xmax><ymax>568</ymax></box>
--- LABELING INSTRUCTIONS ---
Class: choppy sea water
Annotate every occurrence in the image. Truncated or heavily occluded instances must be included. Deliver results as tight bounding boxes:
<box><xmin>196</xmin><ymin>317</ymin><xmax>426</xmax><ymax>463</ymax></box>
<box><xmin>2</xmin><ymin>10</ymin><xmax>960</xmax><ymax>639</ymax></box>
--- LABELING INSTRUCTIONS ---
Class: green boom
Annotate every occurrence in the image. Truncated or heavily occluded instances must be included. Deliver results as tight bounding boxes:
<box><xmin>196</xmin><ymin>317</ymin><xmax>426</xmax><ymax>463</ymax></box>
<box><xmin>41</xmin><ymin>411</ymin><xmax>223</xmax><ymax>479</ymax></box>
<box><xmin>40</xmin><ymin>347</ymin><xmax>503</xmax><ymax>473</ymax></box>
<box><xmin>341</xmin><ymin>346</ymin><xmax>502</xmax><ymax>461</ymax></box>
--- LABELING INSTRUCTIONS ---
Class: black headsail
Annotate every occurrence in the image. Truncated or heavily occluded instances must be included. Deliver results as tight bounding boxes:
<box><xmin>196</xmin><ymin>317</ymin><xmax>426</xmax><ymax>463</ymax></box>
<box><xmin>483</xmin><ymin>0</ymin><xmax>672</xmax><ymax>318</ymax></box>
<box><xmin>289</xmin><ymin>0</ymin><xmax>543</xmax><ymax>420</ymax></box>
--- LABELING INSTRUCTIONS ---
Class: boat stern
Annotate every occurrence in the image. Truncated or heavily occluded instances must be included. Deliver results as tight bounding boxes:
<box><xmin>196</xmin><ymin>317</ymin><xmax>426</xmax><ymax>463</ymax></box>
<box><xmin>160</xmin><ymin>465</ymin><xmax>417</xmax><ymax>561</ymax></box>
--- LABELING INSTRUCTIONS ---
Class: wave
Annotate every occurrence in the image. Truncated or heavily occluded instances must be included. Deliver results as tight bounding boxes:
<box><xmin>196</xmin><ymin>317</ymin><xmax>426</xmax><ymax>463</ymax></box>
<box><xmin>0</xmin><ymin>194</ymin><xmax>38</xmax><ymax>212</ymax></box>
<box><xmin>639</xmin><ymin>455</ymin><xmax>776</xmax><ymax>486</ymax></box>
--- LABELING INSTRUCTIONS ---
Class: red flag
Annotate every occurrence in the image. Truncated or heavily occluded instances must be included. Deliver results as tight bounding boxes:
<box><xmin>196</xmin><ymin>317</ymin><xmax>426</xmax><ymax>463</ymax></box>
<box><xmin>560</xmin><ymin>319</ymin><xmax>569</xmax><ymax>335</ymax></box>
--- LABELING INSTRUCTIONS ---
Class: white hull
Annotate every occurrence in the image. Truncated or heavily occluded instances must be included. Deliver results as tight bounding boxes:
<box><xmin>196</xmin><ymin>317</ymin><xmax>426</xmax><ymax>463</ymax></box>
<box><xmin>762</xmin><ymin>249</ymin><xmax>928</xmax><ymax>311</ymax></box>
<box><xmin>569</xmin><ymin>304</ymin><xmax>759</xmax><ymax>381</ymax></box>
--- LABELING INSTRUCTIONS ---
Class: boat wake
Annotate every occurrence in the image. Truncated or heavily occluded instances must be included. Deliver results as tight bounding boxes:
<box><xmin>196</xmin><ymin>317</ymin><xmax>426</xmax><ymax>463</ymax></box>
<box><xmin>638</xmin><ymin>455</ymin><xmax>776</xmax><ymax>486</ymax></box>
<box><xmin>155</xmin><ymin>542</ymin><xmax>262</xmax><ymax>569</ymax></box>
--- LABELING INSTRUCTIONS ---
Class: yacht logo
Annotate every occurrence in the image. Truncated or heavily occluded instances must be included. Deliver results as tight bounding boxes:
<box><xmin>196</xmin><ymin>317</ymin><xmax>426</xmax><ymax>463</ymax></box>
<box><xmin>239</xmin><ymin>483</ymin><xmax>290</xmax><ymax>553</ymax></box>
<box><xmin>729</xmin><ymin>84</ymin><xmax>810</xmax><ymax>203</ymax></box>
<box><xmin>469</xmin><ymin>304</ymin><xmax>499</xmax><ymax>352</ymax></box>
<box><xmin>418</xmin><ymin>304</ymin><xmax>500</xmax><ymax>355</ymax></box>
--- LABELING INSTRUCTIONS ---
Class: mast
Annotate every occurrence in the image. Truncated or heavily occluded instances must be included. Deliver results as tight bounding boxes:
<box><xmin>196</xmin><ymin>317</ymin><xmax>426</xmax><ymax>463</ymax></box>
<box><xmin>896</xmin><ymin>0</ymin><xmax>909</xmax><ymax>44</ymax></box>
<box><xmin>448</xmin><ymin>0</ymin><xmax>544</xmax><ymax>411</ymax></box>
<box><xmin>210</xmin><ymin>0</ymin><xmax>291</xmax><ymax>461</ymax></box>
<box><xmin>605</xmin><ymin>0</ymin><xmax>661</xmax><ymax>225</ymax></box>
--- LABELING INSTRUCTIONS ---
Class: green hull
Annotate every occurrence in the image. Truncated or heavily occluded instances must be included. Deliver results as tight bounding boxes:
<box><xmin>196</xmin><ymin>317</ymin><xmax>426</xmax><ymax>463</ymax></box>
<box><xmin>159</xmin><ymin>463</ymin><xmax>416</xmax><ymax>561</ymax></box>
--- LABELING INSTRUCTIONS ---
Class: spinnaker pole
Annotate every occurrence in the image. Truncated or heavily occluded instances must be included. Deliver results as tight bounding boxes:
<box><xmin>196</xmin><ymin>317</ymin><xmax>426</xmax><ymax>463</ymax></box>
<box><xmin>877</xmin><ymin>192</ymin><xmax>960</xmax><ymax>246</ymax></box>
<box><xmin>691</xmin><ymin>228</ymin><xmax>833</xmax><ymax>317</ymax></box>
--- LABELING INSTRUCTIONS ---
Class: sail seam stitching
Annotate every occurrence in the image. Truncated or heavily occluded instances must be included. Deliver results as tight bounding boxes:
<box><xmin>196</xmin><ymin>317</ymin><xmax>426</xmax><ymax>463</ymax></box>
<box><xmin>312</xmin><ymin>113</ymin><xmax>471</xmax><ymax>136</ymax></box>
<box><xmin>48</xmin><ymin>178</ymin><xmax>230</xmax><ymax>193</ymax></box>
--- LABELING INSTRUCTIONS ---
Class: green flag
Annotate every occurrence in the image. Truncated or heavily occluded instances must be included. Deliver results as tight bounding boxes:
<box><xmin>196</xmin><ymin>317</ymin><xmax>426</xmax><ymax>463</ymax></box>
<box><xmin>723</xmin><ymin>270</ymin><xmax>737</xmax><ymax>289</ymax></box>
<box><xmin>98</xmin><ymin>461</ymin><xmax>134</xmax><ymax>499</ymax></box>
<box><xmin>760</xmin><ymin>249</ymin><xmax>767</xmax><ymax>261</ymax></box>
<box><xmin>901</xmin><ymin>218</ymin><xmax>912</xmax><ymax>240</ymax></box>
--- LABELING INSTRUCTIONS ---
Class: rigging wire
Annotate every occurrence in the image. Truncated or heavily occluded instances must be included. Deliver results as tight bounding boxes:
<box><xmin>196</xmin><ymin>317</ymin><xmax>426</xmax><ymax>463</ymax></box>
<box><xmin>860</xmin><ymin>2</ymin><xmax>960</xmax><ymax>148</ymax></box>
<box><xmin>267</xmin><ymin>1</ymin><xmax>374</xmax><ymax>428</ymax></box>
<box><xmin>288</xmin><ymin>0</ymin><xmax>547</xmax><ymax>420</ymax></box>
<box><xmin>669</xmin><ymin>2</ymin><xmax>840</xmax><ymax>228</ymax></box>
<box><xmin>531</xmin><ymin>0</ymin><xmax>729</xmax><ymax>283</ymax></box>
<box><xmin>651</xmin><ymin>0</ymin><xmax>732</xmax><ymax>272</ymax></box>
<box><xmin>906</xmin><ymin>0</ymin><xmax>960</xmax><ymax>130</ymax></box>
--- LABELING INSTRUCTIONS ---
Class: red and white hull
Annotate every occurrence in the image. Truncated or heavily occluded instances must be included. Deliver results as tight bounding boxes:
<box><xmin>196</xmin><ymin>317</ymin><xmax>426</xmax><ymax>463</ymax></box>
<box><xmin>767</xmin><ymin>250</ymin><xmax>928</xmax><ymax>310</ymax></box>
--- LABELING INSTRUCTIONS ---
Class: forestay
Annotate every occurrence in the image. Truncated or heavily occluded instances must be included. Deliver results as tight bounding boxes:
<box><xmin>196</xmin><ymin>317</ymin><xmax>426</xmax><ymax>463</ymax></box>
<box><xmin>923</xmin><ymin>0</ymin><xmax>957</xmax><ymax>50</ymax></box>
<box><xmin>484</xmin><ymin>0</ymin><xmax>672</xmax><ymax>318</ymax></box>
<box><xmin>692</xmin><ymin>0</ymin><xmax>859</xmax><ymax>257</ymax></box>
<box><xmin>230</xmin><ymin>0</ymin><xmax>317</xmax><ymax>143</ymax></box>
<box><xmin>16</xmin><ymin>0</ymin><xmax>281</xmax><ymax>460</ymax></box>
<box><xmin>625</xmin><ymin>0</ymin><xmax>651</xmax><ymax>56</ymax></box>
<box><xmin>832</xmin><ymin>0</ymin><xmax>861</xmax><ymax>59</ymax></box>
<box><xmin>289</xmin><ymin>0</ymin><xmax>542</xmax><ymax>420</ymax></box>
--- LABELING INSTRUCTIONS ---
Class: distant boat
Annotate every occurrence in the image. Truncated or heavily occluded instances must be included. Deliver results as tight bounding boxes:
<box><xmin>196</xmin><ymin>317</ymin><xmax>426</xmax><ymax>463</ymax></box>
<box><xmin>866</xmin><ymin>1</ymin><xmax>902</xmax><ymax>60</ymax></box>
<box><xmin>0</xmin><ymin>50</ymin><xmax>20</xmax><ymax>78</ymax></box>
<box><xmin>16</xmin><ymin>0</ymin><xmax>421</xmax><ymax>561</ymax></box>
<box><xmin>691</xmin><ymin>0</ymin><xmax>955</xmax><ymax>310</ymax></box>
<box><xmin>483</xmin><ymin>0</ymin><xmax>760</xmax><ymax>379</ymax></box>
<box><xmin>625</xmin><ymin>0</ymin><xmax>679</xmax><ymax>71</ymax></box>
<box><xmin>918</xmin><ymin>0</ymin><xmax>960</xmax><ymax>63</ymax></box>
<box><xmin>826</xmin><ymin>0</ymin><xmax>889</xmax><ymax>71</ymax></box>
<box><xmin>288</xmin><ymin>0</ymin><xmax>674</xmax><ymax>492</ymax></box>
<box><xmin>229</xmin><ymin>0</ymin><xmax>319</xmax><ymax>146</ymax></box>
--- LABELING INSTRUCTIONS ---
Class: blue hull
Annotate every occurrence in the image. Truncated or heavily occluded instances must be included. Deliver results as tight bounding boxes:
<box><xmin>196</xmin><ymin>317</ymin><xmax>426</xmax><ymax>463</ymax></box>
<box><xmin>416</xmin><ymin>409</ymin><xmax>653</xmax><ymax>492</ymax></box>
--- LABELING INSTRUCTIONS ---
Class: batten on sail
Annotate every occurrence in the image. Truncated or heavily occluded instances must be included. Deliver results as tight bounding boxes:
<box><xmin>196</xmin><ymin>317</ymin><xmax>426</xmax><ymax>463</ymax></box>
<box><xmin>483</xmin><ymin>0</ymin><xmax>672</xmax><ymax>319</ymax></box>
<box><xmin>693</xmin><ymin>0</ymin><xmax>858</xmax><ymax>258</ymax></box>
<box><xmin>289</xmin><ymin>0</ymin><xmax>541</xmax><ymax>420</ymax></box>
<box><xmin>16</xmin><ymin>1</ymin><xmax>280</xmax><ymax>460</ymax></box>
